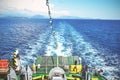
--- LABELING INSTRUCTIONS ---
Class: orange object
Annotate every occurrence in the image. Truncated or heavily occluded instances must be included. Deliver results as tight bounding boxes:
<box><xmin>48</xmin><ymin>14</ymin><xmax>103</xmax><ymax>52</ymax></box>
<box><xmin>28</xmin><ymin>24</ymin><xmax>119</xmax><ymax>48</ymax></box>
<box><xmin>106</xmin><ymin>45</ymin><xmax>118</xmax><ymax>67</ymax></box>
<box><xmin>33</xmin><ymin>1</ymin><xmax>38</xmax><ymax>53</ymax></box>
<box><xmin>0</xmin><ymin>60</ymin><xmax>8</xmax><ymax>74</ymax></box>
<box><xmin>0</xmin><ymin>60</ymin><xmax>8</xmax><ymax>69</ymax></box>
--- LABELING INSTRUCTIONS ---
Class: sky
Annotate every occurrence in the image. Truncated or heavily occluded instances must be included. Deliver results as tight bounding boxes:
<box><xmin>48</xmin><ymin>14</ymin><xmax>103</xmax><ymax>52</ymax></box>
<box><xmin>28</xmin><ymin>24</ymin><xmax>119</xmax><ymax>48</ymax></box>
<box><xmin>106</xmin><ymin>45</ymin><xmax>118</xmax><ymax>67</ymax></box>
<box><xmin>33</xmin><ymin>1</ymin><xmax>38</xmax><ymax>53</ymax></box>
<box><xmin>0</xmin><ymin>0</ymin><xmax>120</xmax><ymax>19</ymax></box>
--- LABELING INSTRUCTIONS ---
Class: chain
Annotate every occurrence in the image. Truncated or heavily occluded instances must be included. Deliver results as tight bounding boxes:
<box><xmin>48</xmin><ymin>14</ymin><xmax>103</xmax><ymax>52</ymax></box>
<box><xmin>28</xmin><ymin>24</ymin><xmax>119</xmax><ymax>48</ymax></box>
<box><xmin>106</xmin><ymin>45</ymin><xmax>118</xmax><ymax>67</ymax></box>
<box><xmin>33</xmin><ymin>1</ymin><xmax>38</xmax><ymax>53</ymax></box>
<box><xmin>46</xmin><ymin>0</ymin><xmax>58</xmax><ymax>49</ymax></box>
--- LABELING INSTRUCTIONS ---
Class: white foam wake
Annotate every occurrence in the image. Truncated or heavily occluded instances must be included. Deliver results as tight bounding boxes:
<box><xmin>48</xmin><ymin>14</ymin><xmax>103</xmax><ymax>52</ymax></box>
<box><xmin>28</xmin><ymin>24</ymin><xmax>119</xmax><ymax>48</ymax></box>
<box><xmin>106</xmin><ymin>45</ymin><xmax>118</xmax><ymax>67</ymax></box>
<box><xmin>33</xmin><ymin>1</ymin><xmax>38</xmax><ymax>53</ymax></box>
<box><xmin>20</xmin><ymin>28</ymin><xmax>50</xmax><ymax>65</ymax></box>
<box><xmin>45</xmin><ymin>22</ymin><xmax>72</xmax><ymax>56</ymax></box>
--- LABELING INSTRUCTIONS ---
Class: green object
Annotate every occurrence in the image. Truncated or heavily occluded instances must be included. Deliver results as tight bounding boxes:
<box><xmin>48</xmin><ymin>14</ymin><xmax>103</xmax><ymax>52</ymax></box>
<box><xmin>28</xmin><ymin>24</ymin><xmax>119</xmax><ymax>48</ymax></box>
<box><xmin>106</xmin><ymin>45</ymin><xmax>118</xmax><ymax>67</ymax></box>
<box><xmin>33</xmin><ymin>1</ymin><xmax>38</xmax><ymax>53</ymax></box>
<box><xmin>0</xmin><ymin>56</ymin><xmax>107</xmax><ymax>80</ymax></box>
<box><xmin>32</xmin><ymin>56</ymin><xmax>107</xmax><ymax>80</ymax></box>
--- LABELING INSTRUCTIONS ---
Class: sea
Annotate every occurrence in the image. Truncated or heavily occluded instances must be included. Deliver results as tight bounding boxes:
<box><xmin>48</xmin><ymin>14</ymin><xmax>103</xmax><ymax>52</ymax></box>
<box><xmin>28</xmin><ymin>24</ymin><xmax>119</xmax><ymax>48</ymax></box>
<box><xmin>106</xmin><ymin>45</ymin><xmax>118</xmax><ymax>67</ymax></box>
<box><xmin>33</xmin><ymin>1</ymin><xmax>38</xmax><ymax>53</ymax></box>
<box><xmin>0</xmin><ymin>18</ymin><xmax>120</xmax><ymax>79</ymax></box>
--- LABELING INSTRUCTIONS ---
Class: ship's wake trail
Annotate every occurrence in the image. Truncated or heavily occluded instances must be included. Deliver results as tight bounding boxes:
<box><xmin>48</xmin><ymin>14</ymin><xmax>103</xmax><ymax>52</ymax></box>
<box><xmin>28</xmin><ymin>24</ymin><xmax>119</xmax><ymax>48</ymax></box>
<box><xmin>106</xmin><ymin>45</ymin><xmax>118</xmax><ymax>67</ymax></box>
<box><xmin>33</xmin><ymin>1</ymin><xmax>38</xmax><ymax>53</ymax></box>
<box><xmin>45</xmin><ymin>22</ymin><xmax>72</xmax><ymax>56</ymax></box>
<box><xmin>46</xmin><ymin>22</ymin><xmax>100</xmax><ymax>57</ymax></box>
<box><xmin>45</xmin><ymin>22</ymin><xmax>118</xmax><ymax>79</ymax></box>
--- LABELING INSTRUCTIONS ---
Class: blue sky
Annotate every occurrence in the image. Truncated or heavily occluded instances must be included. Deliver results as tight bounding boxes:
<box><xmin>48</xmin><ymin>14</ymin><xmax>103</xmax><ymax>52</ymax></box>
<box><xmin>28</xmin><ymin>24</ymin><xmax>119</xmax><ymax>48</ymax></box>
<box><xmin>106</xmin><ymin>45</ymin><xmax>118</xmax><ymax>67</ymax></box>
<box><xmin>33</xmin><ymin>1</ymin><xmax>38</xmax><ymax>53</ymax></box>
<box><xmin>0</xmin><ymin>0</ymin><xmax>120</xmax><ymax>19</ymax></box>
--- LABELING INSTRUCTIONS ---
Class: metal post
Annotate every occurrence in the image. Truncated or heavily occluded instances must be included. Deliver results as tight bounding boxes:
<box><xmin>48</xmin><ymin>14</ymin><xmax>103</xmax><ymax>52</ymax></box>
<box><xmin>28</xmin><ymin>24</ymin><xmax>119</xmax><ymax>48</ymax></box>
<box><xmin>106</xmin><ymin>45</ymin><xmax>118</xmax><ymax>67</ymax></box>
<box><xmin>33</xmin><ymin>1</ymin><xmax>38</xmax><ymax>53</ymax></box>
<box><xmin>7</xmin><ymin>74</ymin><xmax>10</xmax><ymax>80</ymax></box>
<box><xmin>46</xmin><ymin>56</ymin><xmax>47</xmax><ymax>73</ymax></box>
<box><xmin>57</xmin><ymin>56</ymin><xmax>58</xmax><ymax>67</ymax></box>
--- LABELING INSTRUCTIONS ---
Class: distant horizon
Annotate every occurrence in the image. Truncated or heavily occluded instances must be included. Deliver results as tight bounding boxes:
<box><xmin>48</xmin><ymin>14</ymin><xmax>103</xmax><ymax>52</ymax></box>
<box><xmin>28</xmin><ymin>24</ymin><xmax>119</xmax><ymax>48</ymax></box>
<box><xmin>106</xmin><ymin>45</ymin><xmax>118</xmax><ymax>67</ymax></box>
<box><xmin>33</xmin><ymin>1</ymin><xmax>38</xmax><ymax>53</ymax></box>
<box><xmin>0</xmin><ymin>0</ymin><xmax>120</xmax><ymax>20</ymax></box>
<box><xmin>0</xmin><ymin>15</ymin><xmax>120</xmax><ymax>20</ymax></box>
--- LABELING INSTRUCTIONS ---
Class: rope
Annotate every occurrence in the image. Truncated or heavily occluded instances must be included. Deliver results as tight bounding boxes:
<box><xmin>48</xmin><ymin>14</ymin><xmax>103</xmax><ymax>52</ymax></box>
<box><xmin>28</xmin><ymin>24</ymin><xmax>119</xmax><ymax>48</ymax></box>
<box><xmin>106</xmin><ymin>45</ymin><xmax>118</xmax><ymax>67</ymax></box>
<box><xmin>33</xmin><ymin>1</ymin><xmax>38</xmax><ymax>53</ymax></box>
<box><xmin>46</xmin><ymin>0</ymin><xmax>59</xmax><ymax>67</ymax></box>
<box><xmin>46</xmin><ymin>0</ymin><xmax>54</xmax><ymax>34</ymax></box>
<box><xmin>46</xmin><ymin>0</ymin><xmax>58</xmax><ymax>49</ymax></box>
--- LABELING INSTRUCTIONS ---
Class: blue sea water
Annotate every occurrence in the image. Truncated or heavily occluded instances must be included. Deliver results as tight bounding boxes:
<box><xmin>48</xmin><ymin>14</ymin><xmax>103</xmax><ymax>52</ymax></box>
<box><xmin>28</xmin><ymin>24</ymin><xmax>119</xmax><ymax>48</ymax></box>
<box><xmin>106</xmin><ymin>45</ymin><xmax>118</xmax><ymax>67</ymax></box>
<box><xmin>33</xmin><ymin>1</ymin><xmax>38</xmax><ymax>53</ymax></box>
<box><xmin>0</xmin><ymin>18</ymin><xmax>120</xmax><ymax>79</ymax></box>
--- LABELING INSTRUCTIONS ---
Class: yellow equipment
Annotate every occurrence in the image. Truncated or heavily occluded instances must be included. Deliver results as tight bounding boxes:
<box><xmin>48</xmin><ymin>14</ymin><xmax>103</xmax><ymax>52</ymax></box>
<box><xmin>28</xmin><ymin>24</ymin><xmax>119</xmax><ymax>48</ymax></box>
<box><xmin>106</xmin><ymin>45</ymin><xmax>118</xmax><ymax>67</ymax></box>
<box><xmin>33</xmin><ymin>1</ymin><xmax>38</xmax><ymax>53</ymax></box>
<box><xmin>32</xmin><ymin>76</ymin><xmax>42</xmax><ymax>80</ymax></box>
<box><xmin>70</xmin><ymin>64</ymin><xmax>82</xmax><ymax>73</ymax></box>
<box><xmin>92</xmin><ymin>78</ymin><xmax>99</xmax><ymax>80</ymax></box>
<box><xmin>67</xmin><ymin>77</ymin><xmax>80</xmax><ymax>80</ymax></box>
<box><xmin>32</xmin><ymin>64</ymin><xmax>36</xmax><ymax>73</ymax></box>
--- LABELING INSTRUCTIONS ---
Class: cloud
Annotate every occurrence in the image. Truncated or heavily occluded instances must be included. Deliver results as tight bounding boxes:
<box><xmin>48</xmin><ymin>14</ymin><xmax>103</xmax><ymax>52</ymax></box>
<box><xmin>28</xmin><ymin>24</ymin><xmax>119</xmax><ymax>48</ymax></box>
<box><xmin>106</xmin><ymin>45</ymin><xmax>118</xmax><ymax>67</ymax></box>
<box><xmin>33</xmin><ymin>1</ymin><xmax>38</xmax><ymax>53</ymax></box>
<box><xmin>0</xmin><ymin>0</ymin><xmax>48</xmax><ymax>16</ymax></box>
<box><xmin>0</xmin><ymin>0</ymin><xmax>70</xmax><ymax>17</ymax></box>
<box><xmin>52</xmin><ymin>10</ymin><xmax>70</xmax><ymax>17</ymax></box>
<box><xmin>49</xmin><ymin>3</ymin><xmax>70</xmax><ymax>17</ymax></box>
